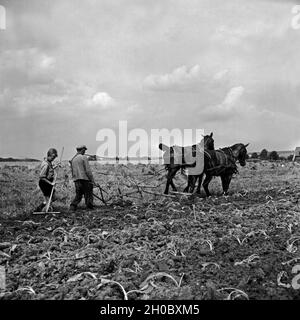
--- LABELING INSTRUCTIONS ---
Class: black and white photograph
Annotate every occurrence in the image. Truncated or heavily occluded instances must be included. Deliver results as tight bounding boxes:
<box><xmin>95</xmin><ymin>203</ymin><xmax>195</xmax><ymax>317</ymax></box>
<box><xmin>1</xmin><ymin>0</ymin><xmax>300</xmax><ymax>306</ymax></box>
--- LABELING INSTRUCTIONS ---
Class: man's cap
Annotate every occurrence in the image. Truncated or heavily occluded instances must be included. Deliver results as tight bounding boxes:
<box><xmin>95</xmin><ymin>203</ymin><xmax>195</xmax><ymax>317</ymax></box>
<box><xmin>76</xmin><ymin>145</ymin><xmax>87</xmax><ymax>151</ymax></box>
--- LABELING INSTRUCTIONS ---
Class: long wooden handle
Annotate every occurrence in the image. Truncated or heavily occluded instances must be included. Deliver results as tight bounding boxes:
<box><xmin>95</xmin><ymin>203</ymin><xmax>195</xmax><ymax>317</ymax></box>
<box><xmin>45</xmin><ymin>173</ymin><xmax>57</xmax><ymax>213</ymax></box>
<box><xmin>59</xmin><ymin>146</ymin><xmax>64</xmax><ymax>163</ymax></box>
<box><xmin>45</xmin><ymin>147</ymin><xmax>64</xmax><ymax>213</ymax></box>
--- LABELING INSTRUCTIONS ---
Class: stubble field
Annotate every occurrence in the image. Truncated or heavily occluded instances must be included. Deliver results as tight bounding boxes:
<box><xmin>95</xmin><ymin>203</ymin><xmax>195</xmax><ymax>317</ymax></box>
<box><xmin>0</xmin><ymin>160</ymin><xmax>300</xmax><ymax>300</ymax></box>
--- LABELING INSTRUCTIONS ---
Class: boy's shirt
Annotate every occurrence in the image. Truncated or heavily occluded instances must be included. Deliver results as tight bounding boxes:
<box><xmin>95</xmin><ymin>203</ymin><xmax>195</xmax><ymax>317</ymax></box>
<box><xmin>39</xmin><ymin>159</ymin><xmax>55</xmax><ymax>181</ymax></box>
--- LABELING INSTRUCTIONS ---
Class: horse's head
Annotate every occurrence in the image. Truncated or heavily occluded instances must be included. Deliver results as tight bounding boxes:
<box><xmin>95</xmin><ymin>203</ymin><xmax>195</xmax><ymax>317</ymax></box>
<box><xmin>231</xmin><ymin>143</ymin><xmax>249</xmax><ymax>166</ymax></box>
<box><xmin>202</xmin><ymin>132</ymin><xmax>214</xmax><ymax>150</ymax></box>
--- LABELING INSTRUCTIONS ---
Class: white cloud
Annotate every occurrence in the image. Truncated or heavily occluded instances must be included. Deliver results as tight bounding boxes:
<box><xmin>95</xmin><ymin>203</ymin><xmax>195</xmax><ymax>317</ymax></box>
<box><xmin>0</xmin><ymin>48</ymin><xmax>55</xmax><ymax>72</ymax></box>
<box><xmin>14</xmin><ymin>89</ymin><xmax>66</xmax><ymax>106</ymax></box>
<box><xmin>222</xmin><ymin>86</ymin><xmax>245</xmax><ymax>109</ymax></box>
<box><xmin>144</xmin><ymin>65</ymin><xmax>201</xmax><ymax>90</ymax></box>
<box><xmin>200</xmin><ymin>86</ymin><xmax>246</xmax><ymax>120</ymax></box>
<box><xmin>0</xmin><ymin>48</ymin><xmax>56</xmax><ymax>89</ymax></box>
<box><xmin>143</xmin><ymin>64</ymin><xmax>231</xmax><ymax>92</ymax></box>
<box><xmin>87</xmin><ymin>92</ymin><xmax>116</xmax><ymax>109</ymax></box>
<box><xmin>213</xmin><ymin>69</ymin><xmax>229</xmax><ymax>81</ymax></box>
<box><xmin>40</xmin><ymin>55</ymin><xmax>56</xmax><ymax>69</ymax></box>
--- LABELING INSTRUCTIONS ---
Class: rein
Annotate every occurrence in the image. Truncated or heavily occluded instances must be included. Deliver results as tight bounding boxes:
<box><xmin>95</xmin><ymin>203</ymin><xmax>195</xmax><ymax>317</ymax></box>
<box><xmin>218</xmin><ymin>147</ymin><xmax>236</xmax><ymax>164</ymax></box>
<box><xmin>206</xmin><ymin>147</ymin><xmax>238</xmax><ymax>175</ymax></box>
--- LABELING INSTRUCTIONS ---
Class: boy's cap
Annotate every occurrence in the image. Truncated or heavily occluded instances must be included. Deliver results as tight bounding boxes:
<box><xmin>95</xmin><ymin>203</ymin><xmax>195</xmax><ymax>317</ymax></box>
<box><xmin>47</xmin><ymin>148</ymin><xmax>58</xmax><ymax>156</ymax></box>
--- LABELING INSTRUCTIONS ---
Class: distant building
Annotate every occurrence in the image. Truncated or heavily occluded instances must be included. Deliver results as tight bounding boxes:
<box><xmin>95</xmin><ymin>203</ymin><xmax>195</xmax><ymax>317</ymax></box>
<box><xmin>293</xmin><ymin>147</ymin><xmax>300</xmax><ymax>162</ymax></box>
<box><xmin>277</xmin><ymin>150</ymin><xmax>294</xmax><ymax>159</ymax></box>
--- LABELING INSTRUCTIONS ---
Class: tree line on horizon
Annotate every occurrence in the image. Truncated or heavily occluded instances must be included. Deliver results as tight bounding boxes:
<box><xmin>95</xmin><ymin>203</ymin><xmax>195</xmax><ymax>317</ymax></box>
<box><xmin>89</xmin><ymin>149</ymin><xmax>293</xmax><ymax>162</ymax></box>
<box><xmin>250</xmin><ymin>149</ymin><xmax>294</xmax><ymax>161</ymax></box>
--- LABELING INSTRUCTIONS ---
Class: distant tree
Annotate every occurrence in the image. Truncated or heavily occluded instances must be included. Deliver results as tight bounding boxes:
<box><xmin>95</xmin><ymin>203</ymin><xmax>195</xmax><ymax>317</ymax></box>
<box><xmin>269</xmin><ymin>151</ymin><xmax>279</xmax><ymax>161</ymax></box>
<box><xmin>251</xmin><ymin>152</ymin><xmax>258</xmax><ymax>159</ymax></box>
<box><xmin>260</xmin><ymin>149</ymin><xmax>268</xmax><ymax>160</ymax></box>
<box><xmin>287</xmin><ymin>154</ymin><xmax>294</xmax><ymax>161</ymax></box>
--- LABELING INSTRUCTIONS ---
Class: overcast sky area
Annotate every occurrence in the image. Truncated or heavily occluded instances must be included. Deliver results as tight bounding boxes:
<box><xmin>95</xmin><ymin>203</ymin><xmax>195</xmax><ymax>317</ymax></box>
<box><xmin>1</xmin><ymin>0</ymin><xmax>300</xmax><ymax>159</ymax></box>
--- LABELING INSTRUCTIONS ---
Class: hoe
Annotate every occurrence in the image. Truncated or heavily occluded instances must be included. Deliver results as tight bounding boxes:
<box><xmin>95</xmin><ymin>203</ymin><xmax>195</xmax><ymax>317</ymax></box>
<box><xmin>33</xmin><ymin>147</ymin><xmax>64</xmax><ymax>215</ymax></box>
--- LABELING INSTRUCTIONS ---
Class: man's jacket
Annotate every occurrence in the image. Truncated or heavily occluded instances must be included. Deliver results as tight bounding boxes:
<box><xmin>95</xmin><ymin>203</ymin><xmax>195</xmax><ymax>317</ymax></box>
<box><xmin>70</xmin><ymin>154</ymin><xmax>94</xmax><ymax>182</ymax></box>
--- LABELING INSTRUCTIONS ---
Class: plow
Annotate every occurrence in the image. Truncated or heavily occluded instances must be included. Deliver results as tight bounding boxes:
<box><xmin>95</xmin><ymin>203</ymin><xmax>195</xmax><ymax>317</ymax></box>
<box><xmin>89</xmin><ymin>165</ymin><xmax>182</xmax><ymax>206</ymax></box>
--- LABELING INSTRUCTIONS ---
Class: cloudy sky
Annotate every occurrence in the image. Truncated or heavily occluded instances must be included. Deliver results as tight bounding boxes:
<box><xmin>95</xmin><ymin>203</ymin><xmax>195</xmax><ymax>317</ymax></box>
<box><xmin>0</xmin><ymin>0</ymin><xmax>300</xmax><ymax>159</ymax></box>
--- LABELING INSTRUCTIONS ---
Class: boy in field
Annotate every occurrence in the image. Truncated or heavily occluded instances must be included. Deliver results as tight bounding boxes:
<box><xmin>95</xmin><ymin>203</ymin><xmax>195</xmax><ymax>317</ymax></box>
<box><xmin>35</xmin><ymin>148</ymin><xmax>59</xmax><ymax>212</ymax></box>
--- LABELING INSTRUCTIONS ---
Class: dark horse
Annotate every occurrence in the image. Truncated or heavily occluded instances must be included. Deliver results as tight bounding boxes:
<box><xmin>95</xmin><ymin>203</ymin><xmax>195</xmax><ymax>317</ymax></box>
<box><xmin>159</xmin><ymin>133</ymin><xmax>215</xmax><ymax>194</ymax></box>
<box><xmin>184</xmin><ymin>143</ymin><xmax>249</xmax><ymax>196</ymax></box>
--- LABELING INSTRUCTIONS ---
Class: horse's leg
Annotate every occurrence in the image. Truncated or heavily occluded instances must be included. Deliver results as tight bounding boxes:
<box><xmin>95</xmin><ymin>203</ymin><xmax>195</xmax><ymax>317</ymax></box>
<box><xmin>164</xmin><ymin>169</ymin><xmax>171</xmax><ymax>194</ymax></box>
<box><xmin>170</xmin><ymin>176</ymin><xmax>177</xmax><ymax>191</ymax></box>
<box><xmin>170</xmin><ymin>167</ymin><xmax>180</xmax><ymax>191</ymax></box>
<box><xmin>189</xmin><ymin>175</ymin><xmax>198</xmax><ymax>193</ymax></box>
<box><xmin>196</xmin><ymin>173</ymin><xmax>204</xmax><ymax>194</ymax></box>
<box><xmin>183</xmin><ymin>175</ymin><xmax>191</xmax><ymax>193</ymax></box>
<box><xmin>221</xmin><ymin>174</ymin><xmax>232</xmax><ymax>195</ymax></box>
<box><xmin>203</xmin><ymin>174</ymin><xmax>213</xmax><ymax>197</ymax></box>
<box><xmin>184</xmin><ymin>175</ymin><xmax>195</xmax><ymax>193</ymax></box>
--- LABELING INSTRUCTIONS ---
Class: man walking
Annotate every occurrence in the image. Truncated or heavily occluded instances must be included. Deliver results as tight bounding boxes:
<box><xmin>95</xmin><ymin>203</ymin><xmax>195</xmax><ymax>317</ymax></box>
<box><xmin>69</xmin><ymin>145</ymin><xmax>95</xmax><ymax>211</ymax></box>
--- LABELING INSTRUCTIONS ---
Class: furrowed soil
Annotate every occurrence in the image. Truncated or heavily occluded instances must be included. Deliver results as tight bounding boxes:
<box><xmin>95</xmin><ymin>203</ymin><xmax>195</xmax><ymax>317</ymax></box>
<box><xmin>0</xmin><ymin>161</ymin><xmax>300</xmax><ymax>300</ymax></box>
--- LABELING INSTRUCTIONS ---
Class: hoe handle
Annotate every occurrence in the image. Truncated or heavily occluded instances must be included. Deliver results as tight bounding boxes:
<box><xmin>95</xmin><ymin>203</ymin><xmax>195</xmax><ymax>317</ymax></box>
<box><xmin>45</xmin><ymin>147</ymin><xmax>64</xmax><ymax>213</ymax></box>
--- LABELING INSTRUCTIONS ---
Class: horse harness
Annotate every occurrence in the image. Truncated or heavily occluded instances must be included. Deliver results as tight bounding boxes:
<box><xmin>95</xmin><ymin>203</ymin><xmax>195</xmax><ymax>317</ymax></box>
<box><xmin>206</xmin><ymin>147</ymin><xmax>238</xmax><ymax>176</ymax></box>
